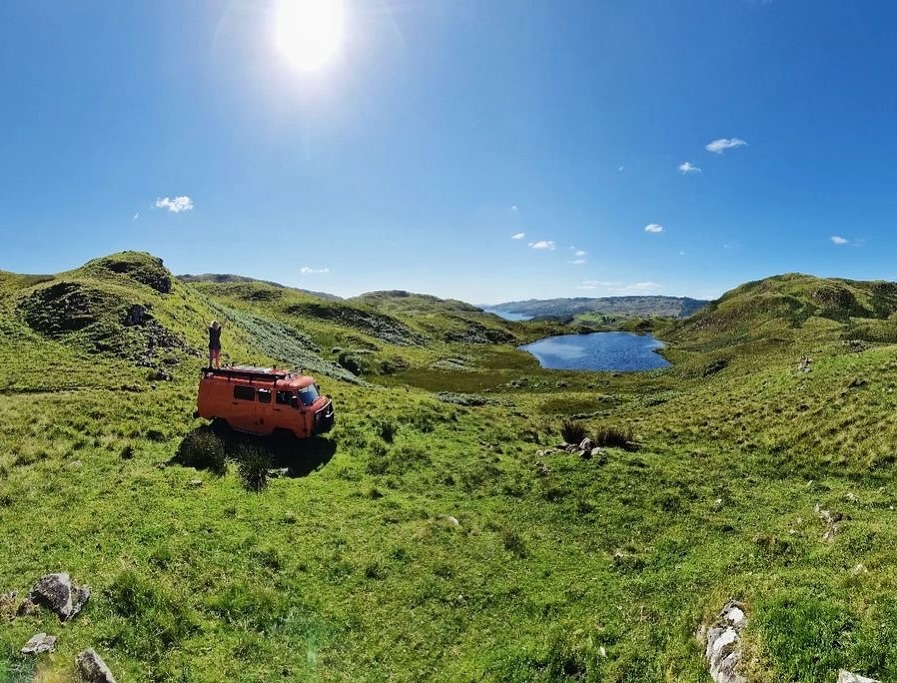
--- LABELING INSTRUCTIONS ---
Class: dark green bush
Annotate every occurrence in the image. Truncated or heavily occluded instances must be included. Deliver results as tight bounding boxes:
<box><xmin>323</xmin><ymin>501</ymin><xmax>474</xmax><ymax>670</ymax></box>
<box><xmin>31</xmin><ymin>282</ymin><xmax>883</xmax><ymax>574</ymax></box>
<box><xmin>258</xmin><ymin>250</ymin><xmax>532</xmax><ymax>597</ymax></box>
<box><xmin>175</xmin><ymin>428</ymin><xmax>227</xmax><ymax>475</ymax></box>
<box><xmin>337</xmin><ymin>351</ymin><xmax>364</xmax><ymax>375</ymax></box>
<box><xmin>238</xmin><ymin>444</ymin><xmax>271</xmax><ymax>492</ymax></box>
<box><xmin>377</xmin><ymin>420</ymin><xmax>398</xmax><ymax>443</ymax></box>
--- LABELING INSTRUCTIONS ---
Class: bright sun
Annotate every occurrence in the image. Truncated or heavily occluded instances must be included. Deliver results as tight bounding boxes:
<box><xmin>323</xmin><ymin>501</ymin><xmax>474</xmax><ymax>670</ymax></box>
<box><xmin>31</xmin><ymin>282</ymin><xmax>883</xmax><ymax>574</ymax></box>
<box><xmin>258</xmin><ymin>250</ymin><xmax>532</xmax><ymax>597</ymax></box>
<box><xmin>275</xmin><ymin>0</ymin><xmax>345</xmax><ymax>72</ymax></box>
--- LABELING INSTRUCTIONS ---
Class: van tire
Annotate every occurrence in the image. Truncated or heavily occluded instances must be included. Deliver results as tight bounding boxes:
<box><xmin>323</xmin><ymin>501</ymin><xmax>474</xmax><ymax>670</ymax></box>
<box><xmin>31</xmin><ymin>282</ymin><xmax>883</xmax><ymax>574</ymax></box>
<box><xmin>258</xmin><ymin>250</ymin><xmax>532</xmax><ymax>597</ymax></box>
<box><xmin>211</xmin><ymin>418</ymin><xmax>231</xmax><ymax>436</ymax></box>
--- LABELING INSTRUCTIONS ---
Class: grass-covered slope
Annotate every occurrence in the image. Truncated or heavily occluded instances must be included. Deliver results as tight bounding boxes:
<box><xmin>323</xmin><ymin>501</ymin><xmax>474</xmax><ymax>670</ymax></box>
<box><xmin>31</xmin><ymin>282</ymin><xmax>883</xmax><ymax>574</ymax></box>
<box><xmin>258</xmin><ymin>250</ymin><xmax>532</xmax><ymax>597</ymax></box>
<box><xmin>4</xmin><ymin>258</ymin><xmax>897</xmax><ymax>682</ymax></box>
<box><xmin>177</xmin><ymin>273</ymin><xmax>342</xmax><ymax>301</ymax></box>
<box><xmin>672</xmin><ymin>273</ymin><xmax>897</xmax><ymax>350</ymax></box>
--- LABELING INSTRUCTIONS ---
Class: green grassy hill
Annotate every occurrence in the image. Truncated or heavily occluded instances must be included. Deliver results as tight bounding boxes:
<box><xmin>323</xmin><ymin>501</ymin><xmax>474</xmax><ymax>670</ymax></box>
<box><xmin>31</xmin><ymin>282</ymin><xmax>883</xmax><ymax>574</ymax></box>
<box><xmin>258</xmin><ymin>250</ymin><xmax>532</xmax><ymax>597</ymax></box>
<box><xmin>3</xmin><ymin>254</ymin><xmax>897</xmax><ymax>682</ymax></box>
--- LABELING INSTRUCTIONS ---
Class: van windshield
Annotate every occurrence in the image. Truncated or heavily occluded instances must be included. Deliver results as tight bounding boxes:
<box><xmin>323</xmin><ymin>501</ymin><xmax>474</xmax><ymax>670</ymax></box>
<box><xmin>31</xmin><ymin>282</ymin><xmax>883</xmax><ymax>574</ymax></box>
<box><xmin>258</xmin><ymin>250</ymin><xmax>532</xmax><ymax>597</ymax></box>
<box><xmin>297</xmin><ymin>385</ymin><xmax>319</xmax><ymax>406</ymax></box>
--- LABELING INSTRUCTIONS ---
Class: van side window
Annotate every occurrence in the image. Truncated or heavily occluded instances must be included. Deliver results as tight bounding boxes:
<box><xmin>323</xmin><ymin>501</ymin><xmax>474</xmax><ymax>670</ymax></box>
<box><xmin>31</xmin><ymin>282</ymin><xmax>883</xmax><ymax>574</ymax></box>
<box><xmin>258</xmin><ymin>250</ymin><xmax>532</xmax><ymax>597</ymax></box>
<box><xmin>276</xmin><ymin>391</ymin><xmax>292</xmax><ymax>405</ymax></box>
<box><xmin>234</xmin><ymin>385</ymin><xmax>255</xmax><ymax>401</ymax></box>
<box><xmin>258</xmin><ymin>389</ymin><xmax>271</xmax><ymax>404</ymax></box>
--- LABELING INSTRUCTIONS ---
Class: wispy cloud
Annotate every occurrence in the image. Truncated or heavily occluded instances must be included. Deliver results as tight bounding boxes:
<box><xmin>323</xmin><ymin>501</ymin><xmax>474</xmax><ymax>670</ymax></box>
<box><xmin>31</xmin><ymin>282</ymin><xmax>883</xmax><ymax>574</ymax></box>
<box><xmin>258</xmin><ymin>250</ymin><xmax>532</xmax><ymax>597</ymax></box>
<box><xmin>510</xmin><ymin>205</ymin><xmax>518</xmax><ymax>212</ymax></box>
<box><xmin>576</xmin><ymin>280</ymin><xmax>662</xmax><ymax>294</ymax></box>
<box><xmin>831</xmin><ymin>235</ymin><xmax>849</xmax><ymax>245</ymax></box>
<box><xmin>511</xmin><ymin>232</ymin><xmax>526</xmax><ymax>240</ymax></box>
<box><xmin>577</xmin><ymin>280</ymin><xmax>621</xmax><ymax>291</ymax></box>
<box><xmin>706</xmin><ymin>138</ymin><xmax>747</xmax><ymax>154</ymax></box>
<box><xmin>155</xmin><ymin>195</ymin><xmax>194</xmax><ymax>213</ymax></box>
<box><xmin>132</xmin><ymin>212</ymin><xmax>139</xmax><ymax>221</ymax></box>
<box><xmin>300</xmin><ymin>267</ymin><xmax>330</xmax><ymax>274</ymax></box>
<box><xmin>568</xmin><ymin>258</ymin><xmax>587</xmax><ymax>265</ymax></box>
<box><xmin>679</xmin><ymin>161</ymin><xmax>701</xmax><ymax>174</ymax></box>
<box><xmin>574</xmin><ymin>249</ymin><xmax>587</xmax><ymax>257</ymax></box>
<box><xmin>644</xmin><ymin>223</ymin><xmax>663</xmax><ymax>233</ymax></box>
<box><xmin>529</xmin><ymin>240</ymin><xmax>556</xmax><ymax>250</ymax></box>
<box><xmin>618</xmin><ymin>166</ymin><xmax>625</xmax><ymax>172</ymax></box>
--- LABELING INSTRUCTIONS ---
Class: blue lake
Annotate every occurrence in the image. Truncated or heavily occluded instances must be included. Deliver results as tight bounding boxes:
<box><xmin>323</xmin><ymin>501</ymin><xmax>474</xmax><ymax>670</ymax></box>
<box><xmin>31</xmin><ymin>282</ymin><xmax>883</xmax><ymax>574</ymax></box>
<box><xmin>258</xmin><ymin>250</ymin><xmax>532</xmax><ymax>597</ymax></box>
<box><xmin>519</xmin><ymin>332</ymin><xmax>671</xmax><ymax>371</ymax></box>
<box><xmin>486</xmin><ymin>309</ymin><xmax>533</xmax><ymax>321</ymax></box>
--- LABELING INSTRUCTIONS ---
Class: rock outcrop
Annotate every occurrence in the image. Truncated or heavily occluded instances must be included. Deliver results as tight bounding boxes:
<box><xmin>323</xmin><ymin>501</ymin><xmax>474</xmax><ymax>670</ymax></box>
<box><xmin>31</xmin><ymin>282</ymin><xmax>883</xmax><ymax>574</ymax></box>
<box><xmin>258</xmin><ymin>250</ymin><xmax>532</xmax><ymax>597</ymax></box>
<box><xmin>698</xmin><ymin>601</ymin><xmax>748</xmax><ymax>683</ymax></box>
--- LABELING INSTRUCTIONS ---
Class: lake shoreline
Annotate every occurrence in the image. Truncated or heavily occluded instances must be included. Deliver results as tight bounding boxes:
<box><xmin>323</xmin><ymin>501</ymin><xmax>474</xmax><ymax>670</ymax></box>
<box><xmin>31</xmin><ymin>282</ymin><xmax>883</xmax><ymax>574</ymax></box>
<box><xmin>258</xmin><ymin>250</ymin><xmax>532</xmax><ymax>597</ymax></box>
<box><xmin>519</xmin><ymin>331</ymin><xmax>672</xmax><ymax>372</ymax></box>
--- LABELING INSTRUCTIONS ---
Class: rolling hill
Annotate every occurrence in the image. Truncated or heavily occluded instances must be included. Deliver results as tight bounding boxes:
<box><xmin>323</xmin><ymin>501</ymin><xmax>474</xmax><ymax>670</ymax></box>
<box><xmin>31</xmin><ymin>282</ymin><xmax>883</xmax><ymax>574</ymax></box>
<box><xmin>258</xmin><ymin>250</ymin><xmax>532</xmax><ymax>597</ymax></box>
<box><xmin>3</xmin><ymin>253</ymin><xmax>897</xmax><ymax>681</ymax></box>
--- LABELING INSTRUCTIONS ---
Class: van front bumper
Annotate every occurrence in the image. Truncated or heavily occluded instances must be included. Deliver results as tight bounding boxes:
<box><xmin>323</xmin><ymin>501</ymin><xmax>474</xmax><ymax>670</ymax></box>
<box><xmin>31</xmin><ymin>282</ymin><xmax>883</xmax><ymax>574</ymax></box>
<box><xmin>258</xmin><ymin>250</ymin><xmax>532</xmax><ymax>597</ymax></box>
<box><xmin>314</xmin><ymin>400</ymin><xmax>335</xmax><ymax>434</ymax></box>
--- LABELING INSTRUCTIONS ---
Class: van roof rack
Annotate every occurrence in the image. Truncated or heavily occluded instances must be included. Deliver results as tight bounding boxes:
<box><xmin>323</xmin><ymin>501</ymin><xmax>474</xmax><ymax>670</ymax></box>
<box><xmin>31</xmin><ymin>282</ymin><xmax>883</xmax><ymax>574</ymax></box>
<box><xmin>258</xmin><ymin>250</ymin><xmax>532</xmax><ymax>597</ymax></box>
<box><xmin>202</xmin><ymin>366</ymin><xmax>292</xmax><ymax>382</ymax></box>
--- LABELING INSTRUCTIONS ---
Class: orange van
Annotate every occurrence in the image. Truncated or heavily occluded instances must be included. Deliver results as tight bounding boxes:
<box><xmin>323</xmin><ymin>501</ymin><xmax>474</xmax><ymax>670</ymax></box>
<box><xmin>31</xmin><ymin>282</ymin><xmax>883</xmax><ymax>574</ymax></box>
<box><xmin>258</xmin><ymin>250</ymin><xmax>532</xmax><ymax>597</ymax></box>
<box><xmin>197</xmin><ymin>366</ymin><xmax>334</xmax><ymax>439</ymax></box>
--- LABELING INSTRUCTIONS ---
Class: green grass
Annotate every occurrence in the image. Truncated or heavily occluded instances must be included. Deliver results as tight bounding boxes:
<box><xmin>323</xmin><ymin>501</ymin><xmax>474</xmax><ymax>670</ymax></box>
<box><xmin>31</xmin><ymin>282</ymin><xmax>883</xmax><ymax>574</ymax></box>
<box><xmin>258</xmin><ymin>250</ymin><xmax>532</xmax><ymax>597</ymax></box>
<box><xmin>3</xmin><ymin>254</ymin><xmax>897</xmax><ymax>681</ymax></box>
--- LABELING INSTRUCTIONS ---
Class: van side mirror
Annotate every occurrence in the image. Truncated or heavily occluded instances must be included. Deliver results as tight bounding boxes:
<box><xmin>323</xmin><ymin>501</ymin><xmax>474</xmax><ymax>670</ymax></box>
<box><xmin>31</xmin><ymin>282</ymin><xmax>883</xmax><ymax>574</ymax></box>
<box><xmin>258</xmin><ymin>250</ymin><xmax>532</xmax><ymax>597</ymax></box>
<box><xmin>290</xmin><ymin>396</ymin><xmax>299</xmax><ymax>409</ymax></box>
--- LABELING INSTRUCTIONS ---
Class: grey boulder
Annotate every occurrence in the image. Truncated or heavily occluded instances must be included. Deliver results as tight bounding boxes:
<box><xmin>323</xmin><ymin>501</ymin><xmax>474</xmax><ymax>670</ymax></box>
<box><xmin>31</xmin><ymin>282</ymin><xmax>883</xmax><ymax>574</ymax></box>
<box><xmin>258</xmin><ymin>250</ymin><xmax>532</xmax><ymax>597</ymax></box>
<box><xmin>21</xmin><ymin>633</ymin><xmax>57</xmax><ymax>655</ymax></box>
<box><xmin>28</xmin><ymin>573</ymin><xmax>91</xmax><ymax>621</ymax></box>
<box><xmin>76</xmin><ymin>648</ymin><xmax>118</xmax><ymax>683</ymax></box>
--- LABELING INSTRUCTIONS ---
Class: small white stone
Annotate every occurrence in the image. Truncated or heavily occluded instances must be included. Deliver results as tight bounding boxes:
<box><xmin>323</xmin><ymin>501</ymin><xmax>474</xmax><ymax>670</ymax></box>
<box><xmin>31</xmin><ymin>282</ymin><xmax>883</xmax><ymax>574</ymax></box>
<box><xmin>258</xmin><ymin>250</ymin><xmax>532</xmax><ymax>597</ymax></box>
<box><xmin>837</xmin><ymin>670</ymin><xmax>882</xmax><ymax>683</ymax></box>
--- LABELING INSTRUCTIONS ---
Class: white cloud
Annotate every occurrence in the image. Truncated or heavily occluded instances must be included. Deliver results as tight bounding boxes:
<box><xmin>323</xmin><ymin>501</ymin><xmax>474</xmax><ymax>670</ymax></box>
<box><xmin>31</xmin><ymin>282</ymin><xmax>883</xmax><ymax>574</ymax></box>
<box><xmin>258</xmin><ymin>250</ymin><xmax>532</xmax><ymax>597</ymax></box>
<box><xmin>574</xmin><ymin>249</ymin><xmax>587</xmax><ymax>257</ymax></box>
<box><xmin>528</xmin><ymin>240</ymin><xmax>556</xmax><ymax>250</ymax></box>
<box><xmin>300</xmin><ymin>267</ymin><xmax>330</xmax><ymax>274</ymax></box>
<box><xmin>577</xmin><ymin>280</ymin><xmax>621</xmax><ymax>290</ymax></box>
<box><xmin>511</xmin><ymin>232</ymin><xmax>526</xmax><ymax>240</ymax></box>
<box><xmin>568</xmin><ymin>258</ymin><xmax>587</xmax><ymax>265</ymax></box>
<box><xmin>706</xmin><ymin>138</ymin><xmax>747</xmax><ymax>154</ymax></box>
<box><xmin>679</xmin><ymin>161</ymin><xmax>701</xmax><ymax>174</ymax></box>
<box><xmin>510</xmin><ymin>205</ymin><xmax>518</xmax><ymax>212</ymax></box>
<box><xmin>576</xmin><ymin>280</ymin><xmax>662</xmax><ymax>294</ymax></box>
<box><xmin>155</xmin><ymin>195</ymin><xmax>194</xmax><ymax>213</ymax></box>
<box><xmin>831</xmin><ymin>235</ymin><xmax>849</xmax><ymax>245</ymax></box>
<box><xmin>132</xmin><ymin>212</ymin><xmax>139</xmax><ymax>221</ymax></box>
<box><xmin>644</xmin><ymin>223</ymin><xmax>663</xmax><ymax>233</ymax></box>
<box><xmin>618</xmin><ymin>166</ymin><xmax>625</xmax><ymax>172</ymax></box>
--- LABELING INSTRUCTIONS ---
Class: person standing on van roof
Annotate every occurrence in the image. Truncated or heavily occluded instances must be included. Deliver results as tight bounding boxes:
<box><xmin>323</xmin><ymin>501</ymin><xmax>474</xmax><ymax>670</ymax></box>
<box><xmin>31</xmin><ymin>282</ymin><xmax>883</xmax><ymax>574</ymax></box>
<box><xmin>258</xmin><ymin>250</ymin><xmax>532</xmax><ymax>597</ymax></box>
<box><xmin>208</xmin><ymin>320</ymin><xmax>223</xmax><ymax>369</ymax></box>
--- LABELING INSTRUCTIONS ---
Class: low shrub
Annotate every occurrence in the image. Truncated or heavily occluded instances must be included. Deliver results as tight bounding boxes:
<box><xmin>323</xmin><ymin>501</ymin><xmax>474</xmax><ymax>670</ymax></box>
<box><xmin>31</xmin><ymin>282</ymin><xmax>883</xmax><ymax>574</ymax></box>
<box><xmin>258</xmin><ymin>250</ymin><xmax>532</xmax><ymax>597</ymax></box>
<box><xmin>237</xmin><ymin>444</ymin><xmax>271</xmax><ymax>492</ymax></box>
<box><xmin>174</xmin><ymin>428</ymin><xmax>227</xmax><ymax>475</ymax></box>
<box><xmin>377</xmin><ymin>420</ymin><xmax>398</xmax><ymax>443</ymax></box>
<box><xmin>593</xmin><ymin>424</ymin><xmax>634</xmax><ymax>449</ymax></box>
<box><xmin>560</xmin><ymin>419</ymin><xmax>587</xmax><ymax>445</ymax></box>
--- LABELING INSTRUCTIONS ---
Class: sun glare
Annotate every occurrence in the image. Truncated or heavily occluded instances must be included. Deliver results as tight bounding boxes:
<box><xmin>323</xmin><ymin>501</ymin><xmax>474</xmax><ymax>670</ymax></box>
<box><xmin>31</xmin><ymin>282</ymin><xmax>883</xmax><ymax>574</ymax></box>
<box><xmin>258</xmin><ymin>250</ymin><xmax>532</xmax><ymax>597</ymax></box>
<box><xmin>275</xmin><ymin>0</ymin><xmax>345</xmax><ymax>72</ymax></box>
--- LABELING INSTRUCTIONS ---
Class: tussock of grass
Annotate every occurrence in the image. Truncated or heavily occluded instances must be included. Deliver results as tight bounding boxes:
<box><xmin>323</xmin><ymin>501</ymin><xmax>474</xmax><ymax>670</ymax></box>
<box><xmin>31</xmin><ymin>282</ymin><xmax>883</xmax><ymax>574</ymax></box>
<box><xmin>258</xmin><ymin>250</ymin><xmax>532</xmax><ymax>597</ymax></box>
<box><xmin>593</xmin><ymin>424</ymin><xmax>634</xmax><ymax>449</ymax></box>
<box><xmin>236</xmin><ymin>443</ymin><xmax>271</xmax><ymax>492</ymax></box>
<box><xmin>560</xmin><ymin>419</ymin><xmax>587</xmax><ymax>444</ymax></box>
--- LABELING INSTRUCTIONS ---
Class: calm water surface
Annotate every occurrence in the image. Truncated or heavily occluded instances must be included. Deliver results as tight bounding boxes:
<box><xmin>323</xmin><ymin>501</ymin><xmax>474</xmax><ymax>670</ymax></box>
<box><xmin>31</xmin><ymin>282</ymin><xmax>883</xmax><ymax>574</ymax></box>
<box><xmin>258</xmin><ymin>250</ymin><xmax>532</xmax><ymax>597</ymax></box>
<box><xmin>520</xmin><ymin>332</ymin><xmax>671</xmax><ymax>371</ymax></box>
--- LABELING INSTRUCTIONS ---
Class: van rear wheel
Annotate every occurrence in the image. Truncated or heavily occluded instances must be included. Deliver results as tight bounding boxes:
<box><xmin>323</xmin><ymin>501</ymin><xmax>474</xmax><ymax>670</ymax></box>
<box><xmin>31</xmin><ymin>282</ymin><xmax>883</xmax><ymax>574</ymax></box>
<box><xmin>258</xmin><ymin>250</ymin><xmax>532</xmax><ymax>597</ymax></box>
<box><xmin>211</xmin><ymin>418</ymin><xmax>231</xmax><ymax>436</ymax></box>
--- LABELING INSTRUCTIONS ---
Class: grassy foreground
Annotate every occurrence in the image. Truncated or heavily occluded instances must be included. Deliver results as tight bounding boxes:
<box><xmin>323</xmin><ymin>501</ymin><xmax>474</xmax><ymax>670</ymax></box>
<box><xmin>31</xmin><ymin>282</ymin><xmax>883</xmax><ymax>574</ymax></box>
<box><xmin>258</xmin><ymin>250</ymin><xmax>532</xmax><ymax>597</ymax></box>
<box><xmin>2</xmin><ymin>255</ymin><xmax>897</xmax><ymax>682</ymax></box>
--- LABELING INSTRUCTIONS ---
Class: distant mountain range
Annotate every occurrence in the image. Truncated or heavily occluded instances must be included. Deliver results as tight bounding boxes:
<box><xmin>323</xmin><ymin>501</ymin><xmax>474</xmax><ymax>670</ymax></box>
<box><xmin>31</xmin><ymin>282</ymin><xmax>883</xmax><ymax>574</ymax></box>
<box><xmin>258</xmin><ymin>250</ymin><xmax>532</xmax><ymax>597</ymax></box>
<box><xmin>483</xmin><ymin>296</ymin><xmax>710</xmax><ymax>320</ymax></box>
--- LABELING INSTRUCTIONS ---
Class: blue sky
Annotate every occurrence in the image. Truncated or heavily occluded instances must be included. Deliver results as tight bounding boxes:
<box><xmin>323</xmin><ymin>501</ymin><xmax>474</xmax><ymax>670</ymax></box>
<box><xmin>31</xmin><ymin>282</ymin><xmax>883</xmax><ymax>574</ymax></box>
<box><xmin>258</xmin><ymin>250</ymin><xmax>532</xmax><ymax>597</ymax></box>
<box><xmin>1</xmin><ymin>0</ymin><xmax>896</xmax><ymax>303</ymax></box>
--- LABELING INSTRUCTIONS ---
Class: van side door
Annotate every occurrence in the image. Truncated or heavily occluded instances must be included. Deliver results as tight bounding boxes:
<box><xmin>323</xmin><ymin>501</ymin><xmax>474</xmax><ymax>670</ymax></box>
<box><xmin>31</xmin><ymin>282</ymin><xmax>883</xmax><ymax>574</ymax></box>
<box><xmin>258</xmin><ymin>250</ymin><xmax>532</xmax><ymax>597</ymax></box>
<box><xmin>256</xmin><ymin>388</ymin><xmax>273</xmax><ymax>433</ymax></box>
<box><xmin>231</xmin><ymin>384</ymin><xmax>257</xmax><ymax>432</ymax></box>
